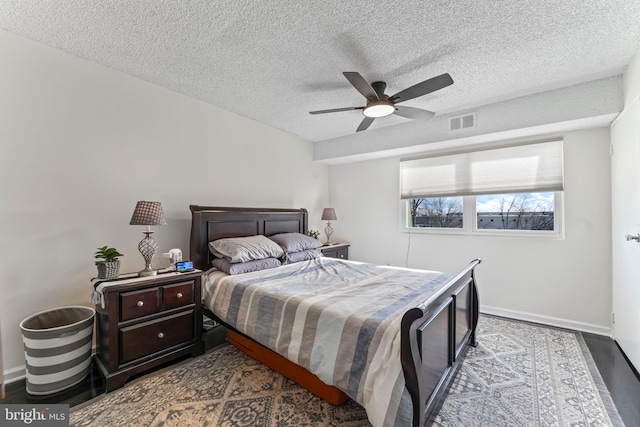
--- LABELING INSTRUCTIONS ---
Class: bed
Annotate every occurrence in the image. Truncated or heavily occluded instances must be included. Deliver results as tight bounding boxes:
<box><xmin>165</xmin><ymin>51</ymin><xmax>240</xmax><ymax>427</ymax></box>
<box><xmin>190</xmin><ymin>205</ymin><xmax>480</xmax><ymax>427</ymax></box>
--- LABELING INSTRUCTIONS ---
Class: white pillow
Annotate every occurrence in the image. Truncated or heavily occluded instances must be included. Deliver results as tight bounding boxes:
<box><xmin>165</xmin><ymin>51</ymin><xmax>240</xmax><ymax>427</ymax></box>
<box><xmin>209</xmin><ymin>235</ymin><xmax>284</xmax><ymax>263</ymax></box>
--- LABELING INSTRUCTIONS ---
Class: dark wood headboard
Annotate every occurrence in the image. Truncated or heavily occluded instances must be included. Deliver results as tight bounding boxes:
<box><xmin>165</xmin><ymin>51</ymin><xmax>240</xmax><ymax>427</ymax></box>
<box><xmin>189</xmin><ymin>205</ymin><xmax>308</xmax><ymax>271</ymax></box>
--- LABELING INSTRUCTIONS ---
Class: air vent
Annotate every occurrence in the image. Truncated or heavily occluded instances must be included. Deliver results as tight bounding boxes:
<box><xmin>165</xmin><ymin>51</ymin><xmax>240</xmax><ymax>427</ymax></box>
<box><xmin>449</xmin><ymin>113</ymin><xmax>476</xmax><ymax>131</ymax></box>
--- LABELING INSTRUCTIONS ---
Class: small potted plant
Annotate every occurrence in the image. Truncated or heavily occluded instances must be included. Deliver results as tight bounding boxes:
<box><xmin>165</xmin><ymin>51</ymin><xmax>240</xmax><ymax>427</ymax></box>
<box><xmin>308</xmin><ymin>230</ymin><xmax>320</xmax><ymax>240</ymax></box>
<box><xmin>95</xmin><ymin>246</ymin><xmax>123</xmax><ymax>279</ymax></box>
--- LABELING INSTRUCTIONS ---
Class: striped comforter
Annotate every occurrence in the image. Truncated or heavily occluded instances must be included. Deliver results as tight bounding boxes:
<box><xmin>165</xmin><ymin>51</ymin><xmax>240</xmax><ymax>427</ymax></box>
<box><xmin>203</xmin><ymin>257</ymin><xmax>452</xmax><ymax>427</ymax></box>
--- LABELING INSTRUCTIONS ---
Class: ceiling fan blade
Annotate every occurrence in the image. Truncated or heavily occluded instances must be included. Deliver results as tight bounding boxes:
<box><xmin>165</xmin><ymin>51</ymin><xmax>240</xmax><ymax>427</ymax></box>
<box><xmin>393</xmin><ymin>106</ymin><xmax>436</xmax><ymax>120</ymax></box>
<box><xmin>343</xmin><ymin>72</ymin><xmax>379</xmax><ymax>101</ymax></box>
<box><xmin>389</xmin><ymin>73</ymin><xmax>454</xmax><ymax>104</ymax></box>
<box><xmin>309</xmin><ymin>106</ymin><xmax>364</xmax><ymax>115</ymax></box>
<box><xmin>356</xmin><ymin>116</ymin><xmax>375</xmax><ymax>132</ymax></box>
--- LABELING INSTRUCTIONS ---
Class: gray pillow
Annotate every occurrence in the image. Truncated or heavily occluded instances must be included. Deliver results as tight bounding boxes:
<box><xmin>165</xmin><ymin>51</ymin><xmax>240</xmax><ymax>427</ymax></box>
<box><xmin>209</xmin><ymin>235</ymin><xmax>284</xmax><ymax>263</ymax></box>
<box><xmin>213</xmin><ymin>257</ymin><xmax>282</xmax><ymax>275</ymax></box>
<box><xmin>269</xmin><ymin>233</ymin><xmax>322</xmax><ymax>253</ymax></box>
<box><xmin>285</xmin><ymin>249</ymin><xmax>322</xmax><ymax>264</ymax></box>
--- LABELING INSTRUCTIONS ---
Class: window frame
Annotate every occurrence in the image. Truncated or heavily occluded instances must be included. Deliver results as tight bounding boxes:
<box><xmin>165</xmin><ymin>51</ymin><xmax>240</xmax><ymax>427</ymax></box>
<box><xmin>401</xmin><ymin>192</ymin><xmax>564</xmax><ymax>238</ymax></box>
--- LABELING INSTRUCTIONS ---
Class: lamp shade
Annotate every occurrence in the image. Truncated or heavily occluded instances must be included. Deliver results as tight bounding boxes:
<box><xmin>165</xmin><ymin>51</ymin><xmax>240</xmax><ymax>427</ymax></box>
<box><xmin>321</xmin><ymin>208</ymin><xmax>337</xmax><ymax>221</ymax></box>
<box><xmin>129</xmin><ymin>201</ymin><xmax>167</xmax><ymax>226</ymax></box>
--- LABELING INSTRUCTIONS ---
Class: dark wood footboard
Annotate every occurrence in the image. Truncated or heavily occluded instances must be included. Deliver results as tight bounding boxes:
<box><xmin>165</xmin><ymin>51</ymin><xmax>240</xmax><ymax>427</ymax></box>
<box><xmin>401</xmin><ymin>259</ymin><xmax>481</xmax><ymax>427</ymax></box>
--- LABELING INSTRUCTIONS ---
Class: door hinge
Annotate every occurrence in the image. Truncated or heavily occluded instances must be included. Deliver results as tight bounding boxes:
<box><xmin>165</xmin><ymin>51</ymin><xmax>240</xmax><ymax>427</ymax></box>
<box><xmin>610</xmin><ymin>145</ymin><xmax>614</xmax><ymax>156</ymax></box>
<box><xmin>611</xmin><ymin>312</ymin><xmax>615</xmax><ymax>324</ymax></box>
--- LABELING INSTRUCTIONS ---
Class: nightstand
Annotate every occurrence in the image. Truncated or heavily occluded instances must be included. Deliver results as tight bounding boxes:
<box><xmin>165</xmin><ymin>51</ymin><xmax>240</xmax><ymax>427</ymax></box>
<box><xmin>319</xmin><ymin>243</ymin><xmax>350</xmax><ymax>260</ymax></box>
<box><xmin>94</xmin><ymin>271</ymin><xmax>205</xmax><ymax>391</ymax></box>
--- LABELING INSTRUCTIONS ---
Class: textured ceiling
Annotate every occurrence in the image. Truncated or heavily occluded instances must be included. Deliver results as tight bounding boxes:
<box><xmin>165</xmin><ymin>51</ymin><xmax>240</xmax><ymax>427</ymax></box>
<box><xmin>1</xmin><ymin>0</ymin><xmax>640</xmax><ymax>144</ymax></box>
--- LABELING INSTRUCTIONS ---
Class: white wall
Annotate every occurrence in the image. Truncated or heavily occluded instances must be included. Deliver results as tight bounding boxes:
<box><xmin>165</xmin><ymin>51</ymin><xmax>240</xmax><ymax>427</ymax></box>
<box><xmin>0</xmin><ymin>30</ymin><xmax>328</xmax><ymax>376</ymax></box>
<box><xmin>329</xmin><ymin>128</ymin><xmax>612</xmax><ymax>333</ymax></box>
<box><xmin>623</xmin><ymin>46</ymin><xmax>640</xmax><ymax>106</ymax></box>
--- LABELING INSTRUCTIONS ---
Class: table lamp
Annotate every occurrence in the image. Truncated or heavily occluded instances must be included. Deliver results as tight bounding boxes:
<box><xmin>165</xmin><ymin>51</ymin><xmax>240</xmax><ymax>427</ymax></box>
<box><xmin>321</xmin><ymin>208</ymin><xmax>337</xmax><ymax>245</ymax></box>
<box><xmin>130</xmin><ymin>201</ymin><xmax>166</xmax><ymax>276</ymax></box>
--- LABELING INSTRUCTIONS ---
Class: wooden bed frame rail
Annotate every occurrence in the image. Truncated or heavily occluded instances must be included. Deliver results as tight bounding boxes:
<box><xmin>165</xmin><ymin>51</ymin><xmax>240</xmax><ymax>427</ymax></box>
<box><xmin>189</xmin><ymin>205</ymin><xmax>480</xmax><ymax>427</ymax></box>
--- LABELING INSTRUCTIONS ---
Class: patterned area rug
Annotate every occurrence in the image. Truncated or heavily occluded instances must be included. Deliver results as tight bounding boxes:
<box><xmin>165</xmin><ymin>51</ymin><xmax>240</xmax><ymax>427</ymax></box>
<box><xmin>70</xmin><ymin>316</ymin><xmax>623</xmax><ymax>426</ymax></box>
<box><xmin>433</xmin><ymin>315</ymin><xmax>624</xmax><ymax>427</ymax></box>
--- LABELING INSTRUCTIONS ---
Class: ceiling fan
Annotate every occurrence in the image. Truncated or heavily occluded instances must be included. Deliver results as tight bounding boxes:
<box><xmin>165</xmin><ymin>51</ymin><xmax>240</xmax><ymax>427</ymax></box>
<box><xmin>309</xmin><ymin>72</ymin><xmax>454</xmax><ymax>132</ymax></box>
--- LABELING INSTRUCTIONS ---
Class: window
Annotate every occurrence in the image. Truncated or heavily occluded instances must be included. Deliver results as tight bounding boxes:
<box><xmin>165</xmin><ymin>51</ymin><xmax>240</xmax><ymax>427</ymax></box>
<box><xmin>401</xmin><ymin>140</ymin><xmax>563</xmax><ymax>235</ymax></box>
<box><xmin>476</xmin><ymin>193</ymin><xmax>554</xmax><ymax>231</ymax></box>
<box><xmin>409</xmin><ymin>197</ymin><xmax>463</xmax><ymax>228</ymax></box>
<box><xmin>407</xmin><ymin>192</ymin><xmax>559</xmax><ymax>233</ymax></box>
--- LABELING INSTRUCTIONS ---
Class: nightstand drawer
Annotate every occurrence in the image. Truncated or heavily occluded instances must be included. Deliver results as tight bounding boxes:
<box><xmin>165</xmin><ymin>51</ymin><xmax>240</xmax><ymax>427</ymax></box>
<box><xmin>163</xmin><ymin>281</ymin><xmax>194</xmax><ymax>310</ymax></box>
<box><xmin>120</xmin><ymin>288</ymin><xmax>160</xmax><ymax>321</ymax></box>
<box><xmin>321</xmin><ymin>245</ymin><xmax>349</xmax><ymax>260</ymax></box>
<box><xmin>119</xmin><ymin>310</ymin><xmax>195</xmax><ymax>364</ymax></box>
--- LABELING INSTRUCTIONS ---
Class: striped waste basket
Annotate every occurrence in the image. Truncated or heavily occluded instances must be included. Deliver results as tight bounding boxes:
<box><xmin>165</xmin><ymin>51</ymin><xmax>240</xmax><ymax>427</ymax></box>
<box><xmin>20</xmin><ymin>306</ymin><xmax>95</xmax><ymax>395</ymax></box>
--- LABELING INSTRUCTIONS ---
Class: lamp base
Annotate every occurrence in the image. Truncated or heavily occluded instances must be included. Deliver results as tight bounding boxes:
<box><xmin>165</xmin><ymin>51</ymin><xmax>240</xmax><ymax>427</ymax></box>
<box><xmin>138</xmin><ymin>266</ymin><xmax>158</xmax><ymax>277</ymax></box>
<box><xmin>324</xmin><ymin>222</ymin><xmax>334</xmax><ymax>245</ymax></box>
<box><xmin>137</xmin><ymin>231</ymin><xmax>159</xmax><ymax>277</ymax></box>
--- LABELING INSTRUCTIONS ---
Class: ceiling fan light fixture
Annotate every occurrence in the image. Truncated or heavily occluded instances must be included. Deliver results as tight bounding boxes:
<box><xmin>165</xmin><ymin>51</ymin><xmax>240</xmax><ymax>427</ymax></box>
<box><xmin>309</xmin><ymin>71</ymin><xmax>453</xmax><ymax>132</ymax></box>
<box><xmin>363</xmin><ymin>101</ymin><xmax>395</xmax><ymax>118</ymax></box>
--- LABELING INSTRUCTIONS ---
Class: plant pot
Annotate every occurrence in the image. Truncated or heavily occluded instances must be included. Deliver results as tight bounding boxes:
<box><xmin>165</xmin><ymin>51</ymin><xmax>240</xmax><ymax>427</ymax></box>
<box><xmin>96</xmin><ymin>261</ymin><xmax>120</xmax><ymax>280</ymax></box>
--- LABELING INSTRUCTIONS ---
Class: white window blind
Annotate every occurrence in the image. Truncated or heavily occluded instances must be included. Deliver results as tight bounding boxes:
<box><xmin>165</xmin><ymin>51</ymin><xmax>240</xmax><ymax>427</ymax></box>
<box><xmin>400</xmin><ymin>140</ymin><xmax>564</xmax><ymax>199</ymax></box>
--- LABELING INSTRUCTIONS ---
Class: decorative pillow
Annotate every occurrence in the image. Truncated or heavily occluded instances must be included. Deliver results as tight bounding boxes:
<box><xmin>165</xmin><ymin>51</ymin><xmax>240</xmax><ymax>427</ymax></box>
<box><xmin>268</xmin><ymin>233</ymin><xmax>322</xmax><ymax>253</ymax></box>
<box><xmin>213</xmin><ymin>257</ymin><xmax>282</xmax><ymax>275</ymax></box>
<box><xmin>285</xmin><ymin>249</ymin><xmax>322</xmax><ymax>264</ymax></box>
<box><xmin>209</xmin><ymin>235</ymin><xmax>284</xmax><ymax>263</ymax></box>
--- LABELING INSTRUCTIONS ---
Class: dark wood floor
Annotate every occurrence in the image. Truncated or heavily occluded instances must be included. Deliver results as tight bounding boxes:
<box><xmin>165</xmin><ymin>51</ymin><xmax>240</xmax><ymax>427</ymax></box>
<box><xmin>3</xmin><ymin>328</ymin><xmax>639</xmax><ymax>426</ymax></box>
<box><xmin>583</xmin><ymin>332</ymin><xmax>640</xmax><ymax>427</ymax></box>
<box><xmin>1</xmin><ymin>323</ymin><xmax>227</xmax><ymax>407</ymax></box>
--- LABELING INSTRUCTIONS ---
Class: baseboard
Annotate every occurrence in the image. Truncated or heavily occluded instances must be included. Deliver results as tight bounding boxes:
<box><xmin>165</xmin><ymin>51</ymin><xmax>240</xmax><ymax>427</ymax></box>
<box><xmin>3</xmin><ymin>347</ymin><xmax>99</xmax><ymax>386</ymax></box>
<box><xmin>3</xmin><ymin>365</ymin><xmax>25</xmax><ymax>385</ymax></box>
<box><xmin>481</xmin><ymin>305</ymin><xmax>612</xmax><ymax>336</ymax></box>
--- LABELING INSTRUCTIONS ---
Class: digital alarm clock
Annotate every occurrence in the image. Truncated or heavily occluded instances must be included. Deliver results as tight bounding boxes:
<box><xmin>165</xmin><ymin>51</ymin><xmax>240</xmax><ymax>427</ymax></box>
<box><xmin>176</xmin><ymin>261</ymin><xmax>194</xmax><ymax>272</ymax></box>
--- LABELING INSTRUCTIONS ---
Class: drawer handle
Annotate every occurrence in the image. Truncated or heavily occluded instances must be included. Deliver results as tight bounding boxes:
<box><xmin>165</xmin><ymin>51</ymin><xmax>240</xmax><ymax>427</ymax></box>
<box><xmin>176</xmin><ymin>293</ymin><xmax>183</xmax><ymax>299</ymax></box>
<box><xmin>158</xmin><ymin>332</ymin><xmax>164</xmax><ymax>339</ymax></box>
<box><xmin>136</xmin><ymin>301</ymin><xmax>144</xmax><ymax>307</ymax></box>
